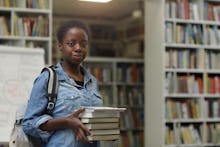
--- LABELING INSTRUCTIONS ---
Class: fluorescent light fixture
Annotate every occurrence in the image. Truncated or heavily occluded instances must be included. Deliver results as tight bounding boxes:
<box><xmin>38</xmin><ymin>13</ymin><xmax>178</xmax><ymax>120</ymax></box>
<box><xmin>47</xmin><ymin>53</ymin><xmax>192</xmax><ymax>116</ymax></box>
<box><xmin>78</xmin><ymin>0</ymin><xmax>112</xmax><ymax>3</ymax></box>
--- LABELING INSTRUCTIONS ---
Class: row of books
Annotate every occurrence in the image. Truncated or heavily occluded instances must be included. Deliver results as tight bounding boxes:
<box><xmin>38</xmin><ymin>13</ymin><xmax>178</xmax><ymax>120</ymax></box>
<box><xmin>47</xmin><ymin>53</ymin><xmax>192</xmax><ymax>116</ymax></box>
<box><xmin>119</xmin><ymin>131</ymin><xmax>144</xmax><ymax>147</ymax></box>
<box><xmin>13</xmin><ymin>15</ymin><xmax>49</xmax><ymax>37</ymax></box>
<box><xmin>166</xmin><ymin>73</ymin><xmax>220</xmax><ymax>94</ymax></box>
<box><xmin>176</xmin><ymin>23</ymin><xmax>203</xmax><ymax>44</ymax></box>
<box><xmin>0</xmin><ymin>0</ymin><xmax>19</xmax><ymax>7</ymax></box>
<box><xmin>99</xmin><ymin>87</ymin><xmax>113</xmax><ymax>106</ymax></box>
<box><xmin>166</xmin><ymin>97</ymin><xmax>220</xmax><ymax>119</ymax></box>
<box><xmin>126</xmin><ymin>23</ymin><xmax>144</xmax><ymax>39</ymax></box>
<box><xmin>0</xmin><ymin>40</ymin><xmax>15</xmax><ymax>46</ymax></box>
<box><xmin>180</xmin><ymin>124</ymin><xmax>201</xmax><ymax>144</ymax></box>
<box><xmin>165</xmin><ymin>22</ymin><xmax>203</xmax><ymax>44</ymax></box>
<box><xmin>97</xmin><ymin>86</ymin><xmax>144</xmax><ymax>108</ymax></box>
<box><xmin>206</xmin><ymin>123</ymin><xmax>220</xmax><ymax>143</ymax></box>
<box><xmin>116</xmin><ymin>23</ymin><xmax>144</xmax><ymax>41</ymax></box>
<box><xmin>166</xmin><ymin>123</ymin><xmax>220</xmax><ymax>145</ymax></box>
<box><xmin>165</xmin><ymin>98</ymin><xmax>200</xmax><ymax>119</ymax></box>
<box><xmin>117</xmin><ymin>86</ymin><xmax>144</xmax><ymax>107</ymax></box>
<box><xmin>0</xmin><ymin>0</ymin><xmax>49</xmax><ymax>9</ymax></box>
<box><xmin>165</xmin><ymin>48</ymin><xmax>220</xmax><ymax>70</ymax></box>
<box><xmin>79</xmin><ymin>106</ymin><xmax>126</xmax><ymax>141</ymax></box>
<box><xmin>117</xmin><ymin>63</ymin><xmax>144</xmax><ymax>83</ymax></box>
<box><xmin>0</xmin><ymin>16</ymin><xmax>9</xmax><ymax>36</ymax></box>
<box><xmin>165</xmin><ymin>126</ymin><xmax>175</xmax><ymax>144</ymax></box>
<box><xmin>166</xmin><ymin>22</ymin><xmax>220</xmax><ymax>46</ymax></box>
<box><xmin>206</xmin><ymin>75</ymin><xmax>220</xmax><ymax>94</ymax></box>
<box><xmin>205</xmin><ymin>50</ymin><xmax>220</xmax><ymax>70</ymax></box>
<box><xmin>165</xmin><ymin>0</ymin><xmax>220</xmax><ymax>22</ymax></box>
<box><xmin>206</xmin><ymin>99</ymin><xmax>220</xmax><ymax>118</ymax></box>
<box><xmin>167</xmin><ymin>73</ymin><xmax>220</xmax><ymax>95</ymax></box>
<box><xmin>84</xmin><ymin>63</ymin><xmax>144</xmax><ymax>84</ymax></box>
<box><xmin>165</xmin><ymin>124</ymin><xmax>202</xmax><ymax>145</ymax></box>
<box><xmin>84</xmin><ymin>64</ymin><xmax>112</xmax><ymax>83</ymax></box>
<box><xmin>26</xmin><ymin>0</ymin><xmax>49</xmax><ymax>9</ymax></box>
<box><xmin>165</xmin><ymin>48</ymin><xmax>200</xmax><ymax>69</ymax></box>
<box><xmin>89</xmin><ymin>42</ymin><xmax>115</xmax><ymax>57</ymax></box>
<box><xmin>165</xmin><ymin>0</ymin><xmax>199</xmax><ymax>20</ymax></box>
<box><xmin>206</xmin><ymin>25</ymin><xmax>220</xmax><ymax>45</ymax></box>
<box><xmin>120</xmin><ymin>109</ymin><xmax>144</xmax><ymax>129</ymax></box>
<box><xmin>165</xmin><ymin>73</ymin><xmax>203</xmax><ymax>94</ymax></box>
<box><xmin>204</xmin><ymin>2</ymin><xmax>220</xmax><ymax>21</ymax></box>
<box><xmin>89</xmin><ymin>24</ymin><xmax>116</xmax><ymax>40</ymax></box>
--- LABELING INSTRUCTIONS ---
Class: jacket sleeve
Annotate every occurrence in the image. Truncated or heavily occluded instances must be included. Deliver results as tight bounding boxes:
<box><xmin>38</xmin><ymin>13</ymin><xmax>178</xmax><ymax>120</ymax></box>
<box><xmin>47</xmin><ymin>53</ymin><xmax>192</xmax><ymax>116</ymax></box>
<box><xmin>21</xmin><ymin>71</ymin><xmax>54</xmax><ymax>142</ymax></box>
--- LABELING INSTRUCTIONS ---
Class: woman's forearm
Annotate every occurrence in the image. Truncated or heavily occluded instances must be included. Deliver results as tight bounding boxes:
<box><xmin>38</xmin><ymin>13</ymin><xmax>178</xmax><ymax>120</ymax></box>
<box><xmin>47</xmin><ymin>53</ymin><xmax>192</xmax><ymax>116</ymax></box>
<box><xmin>39</xmin><ymin>117</ymin><xmax>69</xmax><ymax>131</ymax></box>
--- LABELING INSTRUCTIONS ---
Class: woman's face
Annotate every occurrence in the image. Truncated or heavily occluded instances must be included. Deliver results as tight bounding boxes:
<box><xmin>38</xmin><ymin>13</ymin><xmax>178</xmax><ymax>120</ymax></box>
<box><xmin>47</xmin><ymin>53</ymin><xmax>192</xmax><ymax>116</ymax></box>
<box><xmin>60</xmin><ymin>28</ymin><xmax>88</xmax><ymax>64</ymax></box>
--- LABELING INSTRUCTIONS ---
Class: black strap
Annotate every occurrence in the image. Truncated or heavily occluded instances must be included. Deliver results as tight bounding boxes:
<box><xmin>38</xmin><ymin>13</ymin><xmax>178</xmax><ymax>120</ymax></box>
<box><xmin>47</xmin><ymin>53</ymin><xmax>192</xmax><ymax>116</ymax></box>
<box><xmin>41</xmin><ymin>65</ymin><xmax>58</xmax><ymax>115</ymax></box>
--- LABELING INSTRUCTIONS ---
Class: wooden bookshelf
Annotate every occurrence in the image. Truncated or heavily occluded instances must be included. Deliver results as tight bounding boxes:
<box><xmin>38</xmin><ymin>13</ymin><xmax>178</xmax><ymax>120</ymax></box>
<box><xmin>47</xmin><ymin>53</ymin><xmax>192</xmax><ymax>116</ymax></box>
<box><xmin>145</xmin><ymin>0</ymin><xmax>220</xmax><ymax>146</ymax></box>
<box><xmin>0</xmin><ymin>0</ymin><xmax>52</xmax><ymax>64</ymax></box>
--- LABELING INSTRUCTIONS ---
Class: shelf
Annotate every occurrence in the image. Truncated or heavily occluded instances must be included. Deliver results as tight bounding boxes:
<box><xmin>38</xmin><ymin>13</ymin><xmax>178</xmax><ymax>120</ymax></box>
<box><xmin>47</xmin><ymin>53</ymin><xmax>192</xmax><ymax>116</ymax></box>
<box><xmin>146</xmin><ymin>0</ymin><xmax>220</xmax><ymax>146</ymax></box>
<box><xmin>0</xmin><ymin>0</ymin><xmax>52</xmax><ymax>64</ymax></box>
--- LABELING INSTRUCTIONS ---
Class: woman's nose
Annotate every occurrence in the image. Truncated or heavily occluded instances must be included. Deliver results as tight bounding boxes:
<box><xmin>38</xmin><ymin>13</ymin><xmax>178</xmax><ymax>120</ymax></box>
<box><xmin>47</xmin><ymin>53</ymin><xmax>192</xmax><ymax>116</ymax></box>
<box><xmin>74</xmin><ymin>42</ymin><xmax>81</xmax><ymax>51</ymax></box>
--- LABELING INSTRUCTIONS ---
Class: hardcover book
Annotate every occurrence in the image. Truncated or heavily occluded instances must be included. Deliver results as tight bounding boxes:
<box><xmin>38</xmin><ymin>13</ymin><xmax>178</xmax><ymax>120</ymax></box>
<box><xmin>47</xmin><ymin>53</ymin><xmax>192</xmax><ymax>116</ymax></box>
<box><xmin>79</xmin><ymin>107</ymin><xmax>126</xmax><ymax>118</ymax></box>
<box><xmin>85</xmin><ymin>123</ymin><xmax>119</xmax><ymax>130</ymax></box>
<box><xmin>80</xmin><ymin>117</ymin><xmax>119</xmax><ymax>123</ymax></box>
<box><xmin>87</xmin><ymin>134</ymin><xmax>120</xmax><ymax>141</ymax></box>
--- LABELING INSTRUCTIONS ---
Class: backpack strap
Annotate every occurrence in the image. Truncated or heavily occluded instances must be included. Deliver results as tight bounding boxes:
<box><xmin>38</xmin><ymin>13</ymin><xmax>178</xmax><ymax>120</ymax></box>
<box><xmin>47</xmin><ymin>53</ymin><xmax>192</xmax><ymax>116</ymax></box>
<box><xmin>41</xmin><ymin>65</ymin><xmax>58</xmax><ymax>115</ymax></box>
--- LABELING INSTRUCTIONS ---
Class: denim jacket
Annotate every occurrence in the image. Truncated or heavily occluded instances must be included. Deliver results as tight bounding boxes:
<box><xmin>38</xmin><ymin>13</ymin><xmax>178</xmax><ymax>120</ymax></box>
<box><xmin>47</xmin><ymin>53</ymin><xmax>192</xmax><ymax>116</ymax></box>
<box><xmin>21</xmin><ymin>63</ymin><xmax>103</xmax><ymax>147</ymax></box>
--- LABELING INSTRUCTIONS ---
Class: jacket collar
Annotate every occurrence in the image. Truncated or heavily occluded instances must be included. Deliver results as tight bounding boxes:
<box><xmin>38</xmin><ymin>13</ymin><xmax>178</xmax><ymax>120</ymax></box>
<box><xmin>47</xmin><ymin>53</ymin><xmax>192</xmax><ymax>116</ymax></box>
<box><xmin>56</xmin><ymin>62</ymin><xmax>92</xmax><ymax>85</ymax></box>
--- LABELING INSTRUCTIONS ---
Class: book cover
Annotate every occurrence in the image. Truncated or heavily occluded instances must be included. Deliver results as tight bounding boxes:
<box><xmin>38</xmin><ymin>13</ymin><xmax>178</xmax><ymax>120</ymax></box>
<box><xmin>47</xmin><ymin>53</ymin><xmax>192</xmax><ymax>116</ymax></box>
<box><xmin>80</xmin><ymin>112</ymin><xmax>120</xmax><ymax>118</ymax></box>
<box><xmin>85</xmin><ymin>123</ymin><xmax>119</xmax><ymax>130</ymax></box>
<box><xmin>80</xmin><ymin>117</ymin><xmax>119</xmax><ymax>123</ymax></box>
<box><xmin>83</xmin><ymin>106</ymin><xmax>126</xmax><ymax>112</ymax></box>
<box><xmin>87</xmin><ymin>134</ymin><xmax>120</xmax><ymax>141</ymax></box>
<box><xmin>90</xmin><ymin>129</ymin><xmax>120</xmax><ymax>135</ymax></box>
<box><xmin>79</xmin><ymin>106</ymin><xmax>126</xmax><ymax>118</ymax></box>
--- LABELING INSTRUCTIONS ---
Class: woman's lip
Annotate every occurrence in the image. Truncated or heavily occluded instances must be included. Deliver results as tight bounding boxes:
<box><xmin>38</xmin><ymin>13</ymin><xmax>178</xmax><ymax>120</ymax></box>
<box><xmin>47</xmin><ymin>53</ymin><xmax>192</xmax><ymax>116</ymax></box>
<box><xmin>72</xmin><ymin>54</ymin><xmax>83</xmax><ymax>59</ymax></box>
<box><xmin>72</xmin><ymin>54</ymin><xmax>83</xmax><ymax>56</ymax></box>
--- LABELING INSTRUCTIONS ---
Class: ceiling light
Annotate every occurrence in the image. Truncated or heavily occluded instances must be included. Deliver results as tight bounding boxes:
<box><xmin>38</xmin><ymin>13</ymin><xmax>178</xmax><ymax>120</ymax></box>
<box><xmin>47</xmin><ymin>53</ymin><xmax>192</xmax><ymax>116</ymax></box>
<box><xmin>78</xmin><ymin>0</ymin><xmax>112</xmax><ymax>3</ymax></box>
<box><xmin>132</xmin><ymin>9</ymin><xmax>142</xmax><ymax>18</ymax></box>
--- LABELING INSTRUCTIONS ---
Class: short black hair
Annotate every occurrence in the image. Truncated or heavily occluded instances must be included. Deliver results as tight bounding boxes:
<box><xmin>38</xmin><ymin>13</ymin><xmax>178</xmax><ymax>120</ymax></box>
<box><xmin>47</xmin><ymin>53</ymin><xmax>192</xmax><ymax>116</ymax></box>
<box><xmin>56</xmin><ymin>19</ymin><xmax>89</xmax><ymax>44</ymax></box>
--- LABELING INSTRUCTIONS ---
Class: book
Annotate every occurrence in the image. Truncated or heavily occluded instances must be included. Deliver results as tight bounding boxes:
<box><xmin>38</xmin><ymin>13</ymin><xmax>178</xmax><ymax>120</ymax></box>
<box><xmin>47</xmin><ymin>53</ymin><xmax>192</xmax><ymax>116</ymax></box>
<box><xmin>81</xmin><ymin>117</ymin><xmax>119</xmax><ymax>123</ymax></box>
<box><xmin>79</xmin><ymin>106</ymin><xmax>126</xmax><ymax>118</ymax></box>
<box><xmin>80</xmin><ymin>111</ymin><xmax>120</xmax><ymax>118</ymax></box>
<box><xmin>85</xmin><ymin>123</ymin><xmax>119</xmax><ymax>130</ymax></box>
<box><xmin>90</xmin><ymin>129</ymin><xmax>120</xmax><ymax>135</ymax></box>
<box><xmin>83</xmin><ymin>106</ymin><xmax>126</xmax><ymax>112</ymax></box>
<box><xmin>87</xmin><ymin>134</ymin><xmax>120</xmax><ymax>141</ymax></box>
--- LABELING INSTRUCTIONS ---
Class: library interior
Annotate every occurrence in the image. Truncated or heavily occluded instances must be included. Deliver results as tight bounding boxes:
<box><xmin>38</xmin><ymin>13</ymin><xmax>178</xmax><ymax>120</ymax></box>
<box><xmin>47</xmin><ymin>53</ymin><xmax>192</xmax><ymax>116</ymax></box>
<box><xmin>1</xmin><ymin>0</ymin><xmax>220</xmax><ymax>147</ymax></box>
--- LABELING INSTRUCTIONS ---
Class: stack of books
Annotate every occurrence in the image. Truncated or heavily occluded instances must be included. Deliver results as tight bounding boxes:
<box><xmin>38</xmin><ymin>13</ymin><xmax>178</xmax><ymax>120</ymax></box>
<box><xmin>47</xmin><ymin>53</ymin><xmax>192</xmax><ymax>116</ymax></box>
<box><xmin>79</xmin><ymin>106</ymin><xmax>126</xmax><ymax>141</ymax></box>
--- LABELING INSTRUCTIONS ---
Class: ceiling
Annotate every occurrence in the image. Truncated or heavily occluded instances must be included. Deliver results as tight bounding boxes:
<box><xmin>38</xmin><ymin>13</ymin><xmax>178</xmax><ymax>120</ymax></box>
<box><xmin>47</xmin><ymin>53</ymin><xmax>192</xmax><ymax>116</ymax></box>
<box><xmin>53</xmin><ymin>0</ymin><xmax>144</xmax><ymax>20</ymax></box>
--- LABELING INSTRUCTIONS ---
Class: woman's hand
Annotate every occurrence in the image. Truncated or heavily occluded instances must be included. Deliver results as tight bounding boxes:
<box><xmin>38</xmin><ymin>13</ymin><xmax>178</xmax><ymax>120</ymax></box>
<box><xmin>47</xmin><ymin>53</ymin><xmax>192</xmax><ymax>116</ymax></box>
<box><xmin>66</xmin><ymin>107</ymin><xmax>91</xmax><ymax>143</ymax></box>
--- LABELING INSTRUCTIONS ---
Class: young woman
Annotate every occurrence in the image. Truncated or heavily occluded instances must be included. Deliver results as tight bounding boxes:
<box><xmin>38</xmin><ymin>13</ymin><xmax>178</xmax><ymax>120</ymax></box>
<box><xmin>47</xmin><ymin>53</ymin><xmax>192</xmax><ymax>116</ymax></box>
<box><xmin>22</xmin><ymin>20</ymin><xmax>103</xmax><ymax>147</ymax></box>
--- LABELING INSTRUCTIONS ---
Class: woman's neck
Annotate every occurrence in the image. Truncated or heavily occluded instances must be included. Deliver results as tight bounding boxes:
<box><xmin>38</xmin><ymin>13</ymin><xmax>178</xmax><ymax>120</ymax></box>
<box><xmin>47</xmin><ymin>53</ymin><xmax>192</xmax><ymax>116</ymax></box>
<box><xmin>62</xmin><ymin>61</ymin><xmax>83</xmax><ymax>81</ymax></box>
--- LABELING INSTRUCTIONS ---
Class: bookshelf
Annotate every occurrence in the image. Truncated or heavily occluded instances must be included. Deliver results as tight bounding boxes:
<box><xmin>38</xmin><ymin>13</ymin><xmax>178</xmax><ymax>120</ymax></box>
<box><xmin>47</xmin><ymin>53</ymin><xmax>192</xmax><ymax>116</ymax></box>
<box><xmin>83</xmin><ymin>57</ymin><xmax>144</xmax><ymax>147</ymax></box>
<box><xmin>116</xmin><ymin>17</ymin><xmax>144</xmax><ymax>58</ymax></box>
<box><xmin>89</xmin><ymin>23</ymin><xmax>116</xmax><ymax>57</ymax></box>
<box><xmin>0</xmin><ymin>0</ymin><xmax>52</xmax><ymax>64</ymax></box>
<box><xmin>145</xmin><ymin>0</ymin><xmax>220</xmax><ymax>146</ymax></box>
